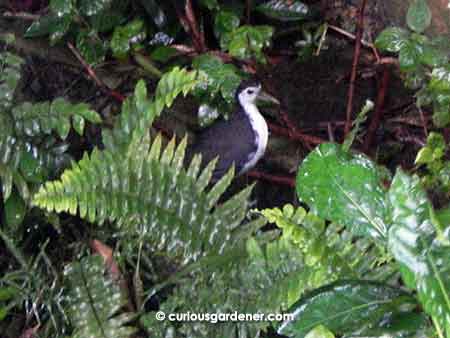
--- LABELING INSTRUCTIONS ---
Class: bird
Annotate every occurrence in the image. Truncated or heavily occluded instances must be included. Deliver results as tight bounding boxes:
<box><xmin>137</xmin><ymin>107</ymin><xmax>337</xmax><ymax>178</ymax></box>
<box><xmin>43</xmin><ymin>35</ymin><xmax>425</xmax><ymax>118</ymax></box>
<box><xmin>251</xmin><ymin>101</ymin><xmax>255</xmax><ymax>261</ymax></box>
<box><xmin>188</xmin><ymin>79</ymin><xmax>279</xmax><ymax>182</ymax></box>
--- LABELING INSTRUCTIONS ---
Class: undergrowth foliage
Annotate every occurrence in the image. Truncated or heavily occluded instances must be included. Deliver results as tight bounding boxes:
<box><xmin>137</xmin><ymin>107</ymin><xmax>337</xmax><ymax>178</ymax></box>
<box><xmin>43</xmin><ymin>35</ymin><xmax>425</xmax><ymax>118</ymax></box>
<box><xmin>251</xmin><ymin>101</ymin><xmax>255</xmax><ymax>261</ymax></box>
<box><xmin>2</xmin><ymin>0</ymin><xmax>450</xmax><ymax>337</ymax></box>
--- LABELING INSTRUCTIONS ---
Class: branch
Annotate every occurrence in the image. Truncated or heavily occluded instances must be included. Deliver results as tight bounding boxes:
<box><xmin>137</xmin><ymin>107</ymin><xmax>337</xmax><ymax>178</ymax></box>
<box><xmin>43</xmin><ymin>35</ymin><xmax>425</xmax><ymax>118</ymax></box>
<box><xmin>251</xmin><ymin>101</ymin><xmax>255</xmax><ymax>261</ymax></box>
<box><xmin>247</xmin><ymin>170</ymin><xmax>295</xmax><ymax>187</ymax></box>
<box><xmin>344</xmin><ymin>0</ymin><xmax>368</xmax><ymax>135</ymax></box>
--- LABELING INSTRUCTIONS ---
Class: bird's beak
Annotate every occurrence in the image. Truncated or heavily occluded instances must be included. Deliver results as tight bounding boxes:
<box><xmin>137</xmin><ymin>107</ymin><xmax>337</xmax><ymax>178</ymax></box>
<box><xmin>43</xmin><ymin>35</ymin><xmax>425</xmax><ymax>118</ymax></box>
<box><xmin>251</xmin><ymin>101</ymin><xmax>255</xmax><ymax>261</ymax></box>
<box><xmin>257</xmin><ymin>90</ymin><xmax>280</xmax><ymax>105</ymax></box>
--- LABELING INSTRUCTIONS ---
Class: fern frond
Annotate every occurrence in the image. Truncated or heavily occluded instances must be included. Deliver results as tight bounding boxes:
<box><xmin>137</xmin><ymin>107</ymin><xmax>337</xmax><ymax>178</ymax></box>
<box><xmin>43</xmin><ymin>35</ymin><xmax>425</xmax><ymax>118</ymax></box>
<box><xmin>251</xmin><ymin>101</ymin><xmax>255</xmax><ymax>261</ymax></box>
<box><xmin>102</xmin><ymin>67</ymin><xmax>198</xmax><ymax>150</ymax></box>
<box><xmin>148</xmin><ymin>232</ymin><xmax>324</xmax><ymax>338</ymax></box>
<box><xmin>259</xmin><ymin>204</ymin><xmax>397</xmax><ymax>281</ymax></box>
<box><xmin>64</xmin><ymin>255</ymin><xmax>136</xmax><ymax>338</ymax></box>
<box><xmin>33</xmin><ymin>134</ymin><xmax>255</xmax><ymax>263</ymax></box>
<box><xmin>11</xmin><ymin>99</ymin><xmax>101</xmax><ymax>139</ymax></box>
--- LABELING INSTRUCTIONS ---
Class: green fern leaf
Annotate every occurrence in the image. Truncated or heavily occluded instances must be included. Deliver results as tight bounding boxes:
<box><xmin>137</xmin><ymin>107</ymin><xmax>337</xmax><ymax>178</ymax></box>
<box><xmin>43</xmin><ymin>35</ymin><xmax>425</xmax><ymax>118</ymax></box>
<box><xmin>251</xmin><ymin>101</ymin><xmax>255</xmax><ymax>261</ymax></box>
<box><xmin>11</xmin><ymin>99</ymin><xmax>101</xmax><ymax>139</ymax></box>
<box><xmin>64</xmin><ymin>255</ymin><xmax>136</xmax><ymax>338</ymax></box>
<box><xmin>259</xmin><ymin>204</ymin><xmax>397</xmax><ymax>281</ymax></box>
<box><xmin>103</xmin><ymin>67</ymin><xmax>198</xmax><ymax>150</ymax></box>
<box><xmin>33</xmin><ymin>134</ymin><xmax>254</xmax><ymax>263</ymax></box>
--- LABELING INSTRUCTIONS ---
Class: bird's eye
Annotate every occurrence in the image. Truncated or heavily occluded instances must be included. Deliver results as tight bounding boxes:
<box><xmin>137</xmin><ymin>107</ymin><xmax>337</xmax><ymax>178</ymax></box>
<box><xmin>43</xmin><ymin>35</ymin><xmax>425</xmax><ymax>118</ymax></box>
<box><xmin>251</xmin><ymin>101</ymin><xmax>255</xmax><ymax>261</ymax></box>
<box><xmin>247</xmin><ymin>89</ymin><xmax>254</xmax><ymax>95</ymax></box>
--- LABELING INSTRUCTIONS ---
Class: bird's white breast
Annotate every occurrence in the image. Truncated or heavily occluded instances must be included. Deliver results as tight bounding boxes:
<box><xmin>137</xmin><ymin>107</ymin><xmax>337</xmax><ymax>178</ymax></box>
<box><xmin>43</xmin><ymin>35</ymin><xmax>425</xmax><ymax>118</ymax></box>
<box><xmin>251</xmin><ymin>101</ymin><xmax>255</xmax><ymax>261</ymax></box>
<box><xmin>241</xmin><ymin>103</ymin><xmax>268</xmax><ymax>173</ymax></box>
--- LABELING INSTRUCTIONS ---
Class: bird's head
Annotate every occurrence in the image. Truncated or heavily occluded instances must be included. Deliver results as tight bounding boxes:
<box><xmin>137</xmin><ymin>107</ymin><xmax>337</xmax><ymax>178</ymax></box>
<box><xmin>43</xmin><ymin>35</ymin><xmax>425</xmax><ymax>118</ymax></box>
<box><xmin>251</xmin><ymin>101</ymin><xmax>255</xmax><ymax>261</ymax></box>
<box><xmin>236</xmin><ymin>79</ymin><xmax>280</xmax><ymax>108</ymax></box>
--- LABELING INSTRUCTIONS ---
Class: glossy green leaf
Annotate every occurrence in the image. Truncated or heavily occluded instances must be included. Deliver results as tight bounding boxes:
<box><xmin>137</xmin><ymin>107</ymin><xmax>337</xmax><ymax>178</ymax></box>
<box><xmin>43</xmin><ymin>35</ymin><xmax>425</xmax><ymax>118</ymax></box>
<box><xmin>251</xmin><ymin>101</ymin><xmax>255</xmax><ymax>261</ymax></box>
<box><xmin>111</xmin><ymin>19</ymin><xmax>147</xmax><ymax>58</ymax></box>
<box><xmin>78</xmin><ymin>0</ymin><xmax>113</xmax><ymax>16</ymax></box>
<box><xmin>375</xmin><ymin>27</ymin><xmax>409</xmax><ymax>52</ymax></box>
<box><xmin>50</xmin><ymin>0</ymin><xmax>74</xmax><ymax>16</ymax></box>
<box><xmin>228</xmin><ymin>25</ymin><xmax>274</xmax><ymax>63</ymax></box>
<box><xmin>192</xmin><ymin>54</ymin><xmax>242</xmax><ymax>106</ymax></box>
<box><xmin>4</xmin><ymin>190</ymin><xmax>26</xmax><ymax>229</ymax></box>
<box><xmin>0</xmin><ymin>52</ymin><xmax>24</xmax><ymax>109</ymax></box>
<box><xmin>256</xmin><ymin>0</ymin><xmax>309</xmax><ymax>21</ymax></box>
<box><xmin>19</xmin><ymin>151</ymin><xmax>46</xmax><ymax>183</ymax></box>
<box><xmin>25</xmin><ymin>14</ymin><xmax>72</xmax><ymax>44</ymax></box>
<box><xmin>0</xmin><ymin>164</ymin><xmax>13</xmax><ymax>201</ymax></box>
<box><xmin>199</xmin><ymin>0</ymin><xmax>219</xmax><ymax>10</ymax></box>
<box><xmin>407</xmin><ymin>0</ymin><xmax>431</xmax><ymax>33</ymax></box>
<box><xmin>278</xmin><ymin>280</ymin><xmax>412</xmax><ymax>338</ymax></box>
<box><xmin>399</xmin><ymin>40</ymin><xmax>421</xmax><ymax>71</ymax></box>
<box><xmin>76</xmin><ymin>30</ymin><xmax>107</xmax><ymax>65</ymax></box>
<box><xmin>214</xmin><ymin>10</ymin><xmax>241</xmax><ymax>50</ymax></box>
<box><xmin>296</xmin><ymin>143</ymin><xmax>389</xmax><ymax>240</ymax></box>
<box><xmin>150</xmin><ymin>46</ymin><xmax>177</xmax><ymax>62</ymax></box>
<box><xmin>388</xmin><ymin>170</ymin><xmax>450</xmax><ymax>336</ymax></box>
<box><xmin>139</xmin><ymin>0</ymin><xmax>168</xmax><ymax>28</ymax></box>
<box><xmin>304</xmin><ymin>325</ymin><xmax>334</xmax><ymax>338</ymax></box>
<box><xmin>429</xmin><ymin>66</ymin><xmax>450</xmax><ymax>93</ymax></box>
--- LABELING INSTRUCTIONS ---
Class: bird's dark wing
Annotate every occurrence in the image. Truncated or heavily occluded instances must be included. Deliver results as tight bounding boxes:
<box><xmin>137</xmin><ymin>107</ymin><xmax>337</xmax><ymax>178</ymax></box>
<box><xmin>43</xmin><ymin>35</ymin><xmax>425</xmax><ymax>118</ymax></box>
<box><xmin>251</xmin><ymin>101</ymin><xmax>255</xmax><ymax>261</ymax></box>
<box><xmin>187</xmin><ymin>114</ymin><xmax>257</xmax><ymax>181</ymax></box>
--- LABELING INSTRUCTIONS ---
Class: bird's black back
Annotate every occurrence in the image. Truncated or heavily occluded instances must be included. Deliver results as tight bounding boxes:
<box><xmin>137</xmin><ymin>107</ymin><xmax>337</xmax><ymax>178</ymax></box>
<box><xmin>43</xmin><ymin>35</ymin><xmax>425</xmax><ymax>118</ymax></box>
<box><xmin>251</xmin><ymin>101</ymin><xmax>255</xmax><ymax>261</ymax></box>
<box><xmin>187</xmin><ymin>107</ymin><xmax>257</xmax><ymax>181</ymax></box>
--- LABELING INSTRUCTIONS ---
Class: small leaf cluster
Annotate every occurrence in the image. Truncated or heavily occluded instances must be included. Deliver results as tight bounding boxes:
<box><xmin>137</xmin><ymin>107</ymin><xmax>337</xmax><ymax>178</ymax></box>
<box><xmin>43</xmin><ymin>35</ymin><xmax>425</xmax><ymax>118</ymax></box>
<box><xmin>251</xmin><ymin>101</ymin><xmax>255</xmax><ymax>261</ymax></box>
<box><xmin>375</xmin><ymin>0</ymin><xmax>450</xmax><ymax>127</ymax></box>
<box><xmin>415</xmin><ymin>132</ymin><xmax>450</xmax><ymax>196</ymax></box>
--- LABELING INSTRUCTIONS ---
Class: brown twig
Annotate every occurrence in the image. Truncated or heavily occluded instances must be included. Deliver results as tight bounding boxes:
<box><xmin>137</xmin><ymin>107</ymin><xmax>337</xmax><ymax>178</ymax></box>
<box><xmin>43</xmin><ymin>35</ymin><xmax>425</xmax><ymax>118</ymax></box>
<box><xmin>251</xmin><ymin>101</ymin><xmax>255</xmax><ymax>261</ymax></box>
<box><xmin>328</xmin><ymin>24</ymin><xmax>379</xmax><ymax>61</ymax></box>
<box><xmin>3</xmin><ymin>11</ymin><xmax>40</xmax><ymax>20</ymax></box>
<box><xmin>268</xmin><ymin>122</ymin><xmax>325</xmax><ymax>147</ymax></box>
<box><xmin>67</xmin><ymin>42</ymin><xmax>125</xmax><ymax>102</ymax></box>
<box><xmin>247</xmin><ymin>170</ymin><xmax>295</xmax><ymax>187</ymax></box>
<box><xmin>246</xmin><ymin>0</ymin><xmax>252</xmax><ymax>24</ymax></box>
<box><xmin>363</xmin><ymin>67</ymin><xmax>390</xmax><ymax>152</ymax></box>
<box><xmin>184</xmin><ymin>0</ymin><xmax>206</xmax><ymax>52</ymax></box>
<box><xmin>344</xmin><ymin>0</ymin><xmax>368</xmax><ymax>135</ymax></box>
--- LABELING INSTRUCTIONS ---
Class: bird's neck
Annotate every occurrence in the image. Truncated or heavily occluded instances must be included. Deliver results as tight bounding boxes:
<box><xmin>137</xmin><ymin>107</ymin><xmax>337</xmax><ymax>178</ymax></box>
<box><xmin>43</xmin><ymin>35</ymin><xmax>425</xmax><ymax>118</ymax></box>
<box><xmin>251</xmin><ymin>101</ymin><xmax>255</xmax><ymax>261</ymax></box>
<box><xmin>239</xmin><ymin>101</ymin><xmax>268</xmax><ymax>139</ymax></box>
<box><xmin>239</xmin><ymin>101</ymin><xmax>263</xmax><ymax>121</ymax></box>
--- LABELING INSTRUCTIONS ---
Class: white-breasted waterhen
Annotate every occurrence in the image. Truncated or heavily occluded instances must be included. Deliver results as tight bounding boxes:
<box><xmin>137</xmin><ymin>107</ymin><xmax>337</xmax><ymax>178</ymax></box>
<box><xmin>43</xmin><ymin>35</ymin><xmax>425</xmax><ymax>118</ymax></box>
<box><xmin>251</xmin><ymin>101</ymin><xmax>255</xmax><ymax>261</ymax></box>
<box><xmin>188</xmin><ymin>79</ymin><xmax>279</xmax><ymax>181</ymax></box>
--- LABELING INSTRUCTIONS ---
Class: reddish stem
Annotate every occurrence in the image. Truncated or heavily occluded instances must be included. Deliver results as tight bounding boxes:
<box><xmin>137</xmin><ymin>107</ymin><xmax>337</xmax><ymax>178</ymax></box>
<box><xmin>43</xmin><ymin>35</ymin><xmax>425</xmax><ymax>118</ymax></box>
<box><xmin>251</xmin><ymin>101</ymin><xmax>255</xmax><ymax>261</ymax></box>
<box><xmin>344</xmin><ymin>0</ymin><xmax>368</xmax><ymax>135</ymax></box>
<box><xmin>247</xmin><ymin>170</ymin><xmax>295</xmax><ymax>188</ymax></box>
<box><xmin>363</xmin><ymin>67</ymin><xmax>390</xmax><ymax>152</ymax></box>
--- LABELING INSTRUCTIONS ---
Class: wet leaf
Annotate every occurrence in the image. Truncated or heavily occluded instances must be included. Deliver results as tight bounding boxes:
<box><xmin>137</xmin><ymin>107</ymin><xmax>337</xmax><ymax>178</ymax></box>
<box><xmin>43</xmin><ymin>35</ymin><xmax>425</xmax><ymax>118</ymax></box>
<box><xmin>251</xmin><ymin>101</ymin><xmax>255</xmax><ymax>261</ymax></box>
<box><xmin>111</xmin><ymin>19</ymin><xmax>147</xmax><ymax>58</ymax></box>
<box><xmin>25</xmin><ymin>14</ymin><xmax>65</xmax><ymax>38</ymax></box>
<box><xmin>50</xmin><ymin>0</ymin><xmax>74</xmax><ymax>16</ymax></box>
<box><xmin>304</xmin><ymin>325</ymin><xmax>334</xmax><ymax>338</ymax></box>
<box><xmin>4</xmin><ymin>190</ymin><xmax>26</xmax><ymax>229</ymax></box>
<box><xmin>375</xmin><ymin>27</ymin><xmax>409</xmax><ymax>52</ymax></box>
<box><xmin>79</xmin><ymin>0</ymin><xmax>113</xmax><ymax>16</ymax></box>
<box><xmin>388</xmin><ymin>170</ymin><xmax>450</xmax><ymax>336</ymax></box>
<box><xmin>278</xmin><ymin>280</ymin><xmax>412</xmax><ymax>338</ymax></box>
<box><xmin>399</xmin><ymin>40</ymin><xmax>421</xmax><ymax>71</ymax></box>
<box><xmin>0</xmin><ymin>164</ymin><xmax>13</xmax><ymax>201</ymax></box>
<box><xmin>199</xmin><ymin>0</ymin><xmax>219</xmax><ymax>10</ymax></box>
<box><xmin>150</xmin><ymin>46</ymin><xmax>177</xmax><ymax>62</ymax></box>
<box><xmin>296</xmin><ymin>143</ymin><xmax>389</xmax><ymax>240</ymax></box>
<box><xmin>214</xmin><ymin>9</ymin><xmax>241</xmax><ymax>50</ymax></box>
<box><xmin>192</xmin><ymin>54</ymin><xmax>242</xmax><ymax>106</ymax></box>
<box><xmin>19</xmin><ymin>151</ymin><xmax>46</xmax><ymax>183</ymax></box>
<box><xmin>139</xmin><ymin>0</ymin><xmax>168</xmax><ymax>28</ymax></box>
<box><xmin>256</xmin><ymin>0</ymin><xmax>309</xmax><ymax>21</ymax></box>
<box><xmin>429</xmin><ymin>66</ymin><xmax>450</xmax><ymax>93</ymax></box>
<box><xmin>76</xmin><ymin>30</ymin><xmax>107</xmax><ymax>65</ymax></box>
<box><xmin>228</xmin><ymin>25</ymin><xmax>273</xmax><ymax>63</ymax></box>
<box><xmin>407</xmin><ymin>0</ymin><xmax>431</xmax><ymax>33</ymax></box>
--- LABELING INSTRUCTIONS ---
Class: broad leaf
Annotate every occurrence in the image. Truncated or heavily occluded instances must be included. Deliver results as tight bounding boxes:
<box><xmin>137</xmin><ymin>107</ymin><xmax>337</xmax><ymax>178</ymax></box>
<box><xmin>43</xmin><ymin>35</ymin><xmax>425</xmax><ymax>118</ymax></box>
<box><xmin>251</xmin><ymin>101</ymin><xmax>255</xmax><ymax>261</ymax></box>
<box><xmin>407</xmin><ymin>0</ymin><xmax>431</xmax><ymax>33</ymax></box>
<box><xmin>296</xmin><ymin>143</ymin><xmax>389</xmax><ymax>240</ymax></box>
<box><xmin>375</xmin><ymin>27</ymin><xmax>409</xmax><ymax>53</ymax></box>
<box><xmin>388</xmin><ymin>170</ymin><xmax>450</xmax><ymax>336</ymax></box>
<box><xmin>278</xmin><ymin>280</ymin><xmax>414</xmax><ymax>338</ymax></box>
<box><xmin>214</xmin><ymin>10</ymin><xmax>241</xmax><ymax>50</ymax></box>
<box><xmin>192</xmin><ymin>54</ymin><xmax>242</xmax><ymax>106</ymax></box>
<box><xmin>256</xmin><ymin>0</ymin><xmax>309</xmax><ymax>21</ymax></box>
<box><xmin>111</xmin><ymin>19</ymin><xmax>146</xmax><ymax>58</ymax></box>
<box><xmin>227</xmin><ymin>25</ymin><xmax>273</xmax><ymax>63</ymax></box>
